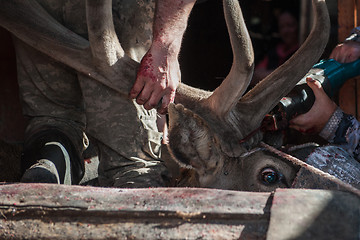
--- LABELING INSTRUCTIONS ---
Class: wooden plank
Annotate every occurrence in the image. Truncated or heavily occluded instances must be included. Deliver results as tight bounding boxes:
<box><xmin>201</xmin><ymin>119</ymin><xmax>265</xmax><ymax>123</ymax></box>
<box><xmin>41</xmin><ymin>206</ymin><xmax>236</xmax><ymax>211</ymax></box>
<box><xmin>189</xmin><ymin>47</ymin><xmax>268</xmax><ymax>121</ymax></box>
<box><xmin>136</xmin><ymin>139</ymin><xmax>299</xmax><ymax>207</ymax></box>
<box><xmin>357</xmin><ymin>0</ymin><xmax>360</xmax><ymax>26</ymax></box>
<box><xmin>0</xmin><ymin>184</ymin><xmax>271</xmax><ymax>239</ymax></box>
<box><xmin>339</xmin><ymin>76</ymin><xmax>357</xmax><ymax>116</ymax></box>
<box><xmin>267</xmin><ymin>189</ymin><xmax>360</xmax><ymax>240</ymax></box>
<box><xmin>338</xmin><ymin>0</ymin><xmax>355</xmax><ymax>40</ymax></box>
<box><xmin>0</xmin><ymin>184</ymin><xmax>358</xmax><ymax>239</ymax></box>
<box><xmin>356</xmin><ymin>1</ymin><xmax>360</xmax><ymax>119</ymax></box>
<box><xmin>338</xmin><ymin>0</ymin><xmax>358</xmax><ymax>117</ymax></box>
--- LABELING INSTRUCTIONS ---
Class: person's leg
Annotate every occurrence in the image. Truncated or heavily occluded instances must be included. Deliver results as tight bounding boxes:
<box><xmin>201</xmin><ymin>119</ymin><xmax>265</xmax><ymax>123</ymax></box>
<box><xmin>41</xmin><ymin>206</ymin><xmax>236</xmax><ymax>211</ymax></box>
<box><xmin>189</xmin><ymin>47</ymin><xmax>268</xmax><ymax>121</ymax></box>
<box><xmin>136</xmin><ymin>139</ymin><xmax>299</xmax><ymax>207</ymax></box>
<box><xmin>20</xmin><ymin>121</ymin><xmax>88</xmax><ymax>185</ymax></box>
<box><xmin>14</xmin><ymin>39</ymin><xmax>88</xmax><ymax>184</ymax></box>
<box><xmin>79</xmin><ymin>71</ymin><xmax>170</xmax><ymax>187</ymax></box>
<box><xmin>79</xmin><ymin>0</ymin><xmax>170</xmax><ymax>187</ymax></box>
<box><xmin>97</xmin><ymin>141</ymin><xmax>170</xmax><ymax>188</ymax></box>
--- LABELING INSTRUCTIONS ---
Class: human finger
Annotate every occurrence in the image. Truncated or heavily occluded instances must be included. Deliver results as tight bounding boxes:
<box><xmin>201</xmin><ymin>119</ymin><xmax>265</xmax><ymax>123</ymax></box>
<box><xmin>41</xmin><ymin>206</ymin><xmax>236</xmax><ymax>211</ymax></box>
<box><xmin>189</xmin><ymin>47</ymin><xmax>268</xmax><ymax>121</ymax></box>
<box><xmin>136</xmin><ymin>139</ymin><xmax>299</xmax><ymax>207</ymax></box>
<box><xmin>143</xmin><ymin>91</ymin><xmax>163</xmax><ymax>111</ymax></box>
<box><xmin>129</xmin><ymin>75</ymin><xmax>146</xmax><ymax>99</ymax></box>
<box><xmin>306</xmin><ymin>77</ymin><xmax>323</xmax><ymax>94</ymax></box>
<box><xmin>157</xmin><ymin>90</ymin><xmax>176</xmax><ymax>114</ymax></box>
<box><xmin>135</xmin><ymin>83</ymin><xmax>153</xmax><ymax>105</ymax></box>
<box><xmin>329</xmin><ymin>45</ymin><xmax>341</xmax><ymax>61</ymax></box>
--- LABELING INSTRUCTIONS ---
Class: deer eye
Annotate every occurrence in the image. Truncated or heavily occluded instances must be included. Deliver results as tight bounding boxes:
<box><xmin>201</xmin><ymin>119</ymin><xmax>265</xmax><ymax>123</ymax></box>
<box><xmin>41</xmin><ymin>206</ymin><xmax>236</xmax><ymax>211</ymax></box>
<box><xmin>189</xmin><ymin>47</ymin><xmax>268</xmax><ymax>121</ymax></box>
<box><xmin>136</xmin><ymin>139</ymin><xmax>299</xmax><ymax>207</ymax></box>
<box><xmin>260</xmin><ymin>167</ymin><xmax>280</xmax><ymax>185</ymax></box>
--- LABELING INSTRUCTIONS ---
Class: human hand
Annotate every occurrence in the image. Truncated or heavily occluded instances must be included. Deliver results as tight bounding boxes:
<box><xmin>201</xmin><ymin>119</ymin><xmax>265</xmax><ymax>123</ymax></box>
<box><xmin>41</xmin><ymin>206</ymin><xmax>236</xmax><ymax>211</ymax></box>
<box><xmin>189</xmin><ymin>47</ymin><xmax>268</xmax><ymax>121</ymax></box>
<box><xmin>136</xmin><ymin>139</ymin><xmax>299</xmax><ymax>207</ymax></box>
<box><xmin>329</xmin><ymin>41</ymin><xmax>360</xmax><ymax>63</ymax></box>
<box><xmin>129</xmin><ymin>43</ymin><xmax>180</xmax><ymax>114</ymax></box>
<box><xmin>289</xmin><ymin>78</ymin><xmax>337</xmax><ymax>134</ymax></box>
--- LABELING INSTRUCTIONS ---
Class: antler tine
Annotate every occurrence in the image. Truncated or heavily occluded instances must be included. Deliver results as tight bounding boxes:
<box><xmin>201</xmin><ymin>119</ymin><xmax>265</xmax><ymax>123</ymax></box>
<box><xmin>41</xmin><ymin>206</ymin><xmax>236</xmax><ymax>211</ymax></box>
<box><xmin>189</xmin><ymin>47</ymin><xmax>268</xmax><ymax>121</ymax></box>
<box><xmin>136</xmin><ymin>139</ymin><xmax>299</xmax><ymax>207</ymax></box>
<box><xmin>86</xmin><ymin>0</ymin><xmax>125</xmax><ymax>66</ymax></box>
<box><xmin>239</xmin><ymin>0</ymin><xmax>330</xmax><ymax>128</ymax></box>
<box><xmin>204</xmin><ymin>0</ymin><xmax>254</xmax><ymax>118</ymax></box>
<box><xmin>0</xmin><ymin>0</ymin><xmax>133</xmax><ymax>95</ymax></box>
<box><xmin>0</xmin><ymin>0</ymin><xmax>90</xmax><ymax>66</ymax></box>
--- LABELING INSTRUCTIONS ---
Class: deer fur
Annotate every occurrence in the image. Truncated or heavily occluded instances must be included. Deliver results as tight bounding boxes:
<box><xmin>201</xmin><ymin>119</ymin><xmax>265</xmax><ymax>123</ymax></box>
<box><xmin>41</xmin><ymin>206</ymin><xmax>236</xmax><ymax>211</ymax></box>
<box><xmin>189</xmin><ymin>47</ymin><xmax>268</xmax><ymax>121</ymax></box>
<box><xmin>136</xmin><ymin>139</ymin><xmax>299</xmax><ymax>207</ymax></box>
<box><xmin>0</xmin><ymin>0</ymin><xmax>330</xmax><ymax>191</ymax></box>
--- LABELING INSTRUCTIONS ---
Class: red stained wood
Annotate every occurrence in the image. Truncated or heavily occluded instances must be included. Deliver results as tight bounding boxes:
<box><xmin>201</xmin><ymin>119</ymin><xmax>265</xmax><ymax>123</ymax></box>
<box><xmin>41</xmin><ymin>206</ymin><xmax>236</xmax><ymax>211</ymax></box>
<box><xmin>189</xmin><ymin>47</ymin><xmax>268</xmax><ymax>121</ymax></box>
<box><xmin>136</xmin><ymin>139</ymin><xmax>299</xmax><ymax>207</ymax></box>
<box><xmin>0</xmin><ymin>184</ymin><xmax>271</xmax><ymax>239</ymax></box>
<box><xmin>0</xmin><ymin>184</ymin><xmax>358</xmax><ymax>239</ymax></box>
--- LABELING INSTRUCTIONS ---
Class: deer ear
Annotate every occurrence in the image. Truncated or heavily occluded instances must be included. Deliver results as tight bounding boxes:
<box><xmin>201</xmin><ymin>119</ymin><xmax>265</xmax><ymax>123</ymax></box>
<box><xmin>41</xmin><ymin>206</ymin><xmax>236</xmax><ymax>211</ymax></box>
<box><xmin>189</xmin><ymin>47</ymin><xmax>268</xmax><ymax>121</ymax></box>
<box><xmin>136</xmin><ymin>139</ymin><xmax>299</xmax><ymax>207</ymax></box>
<box><xmin>167</xmin><ymin>104</ymin><xmax>222</xmax><ymax>174</ymax></box>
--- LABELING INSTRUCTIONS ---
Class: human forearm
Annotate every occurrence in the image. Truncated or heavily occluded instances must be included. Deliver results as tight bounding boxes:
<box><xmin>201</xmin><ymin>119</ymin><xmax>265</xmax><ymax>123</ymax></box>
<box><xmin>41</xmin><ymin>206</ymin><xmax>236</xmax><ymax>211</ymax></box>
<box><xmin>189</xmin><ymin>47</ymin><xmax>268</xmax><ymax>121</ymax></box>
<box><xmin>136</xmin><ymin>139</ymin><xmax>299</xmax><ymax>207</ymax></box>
<box><xmin>152</xmin><ymin>0</ymin><xmax>196</xmax><ymax>55</ymax></box>
<box><xmin>130</xmin><ymin>0</ymin><xmax>196</xmax><ymax>114</ymax></box>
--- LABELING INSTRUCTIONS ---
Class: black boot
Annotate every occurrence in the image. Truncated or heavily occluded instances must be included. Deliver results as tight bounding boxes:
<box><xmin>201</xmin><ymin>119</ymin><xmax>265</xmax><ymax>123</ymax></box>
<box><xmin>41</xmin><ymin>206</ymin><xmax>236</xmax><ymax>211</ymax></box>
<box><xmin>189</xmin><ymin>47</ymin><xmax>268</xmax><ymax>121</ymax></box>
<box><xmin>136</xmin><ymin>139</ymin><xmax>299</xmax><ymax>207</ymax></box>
<box><xmin>20</xmin><ymin>129</ymin><xmax>84</xmax><ymax>184</ymax></box>
<box><xmin>21</xmin><ymin>142</ymin><xmax>71</xmax><ymax>184</ymax></box>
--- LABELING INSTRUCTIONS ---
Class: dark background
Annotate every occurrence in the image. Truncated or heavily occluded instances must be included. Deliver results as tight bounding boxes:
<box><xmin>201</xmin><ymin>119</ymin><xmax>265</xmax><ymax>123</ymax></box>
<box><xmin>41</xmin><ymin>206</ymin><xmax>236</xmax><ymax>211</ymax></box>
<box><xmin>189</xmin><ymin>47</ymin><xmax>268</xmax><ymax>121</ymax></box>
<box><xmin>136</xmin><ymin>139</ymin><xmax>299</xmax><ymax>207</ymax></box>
<box><xmin>179</xmin><ymin>0</ymin><xmax>338</xmax><ymax>90</ymax></box>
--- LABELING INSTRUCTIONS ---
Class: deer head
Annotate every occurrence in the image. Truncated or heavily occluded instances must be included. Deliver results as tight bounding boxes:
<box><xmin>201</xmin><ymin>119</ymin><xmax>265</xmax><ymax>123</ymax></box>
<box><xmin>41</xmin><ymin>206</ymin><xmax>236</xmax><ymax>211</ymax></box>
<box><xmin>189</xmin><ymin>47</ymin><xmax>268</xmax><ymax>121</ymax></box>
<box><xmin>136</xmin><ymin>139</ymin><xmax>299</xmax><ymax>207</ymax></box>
<box><xmin>167</xmin><ymin>0</ymin><xmax>330</xmax><ymax>191</ymax></box>
<box><xmin>0</xmin><ymin>0</ymin><xmax>330</xmax><ymax>191</ymax></box>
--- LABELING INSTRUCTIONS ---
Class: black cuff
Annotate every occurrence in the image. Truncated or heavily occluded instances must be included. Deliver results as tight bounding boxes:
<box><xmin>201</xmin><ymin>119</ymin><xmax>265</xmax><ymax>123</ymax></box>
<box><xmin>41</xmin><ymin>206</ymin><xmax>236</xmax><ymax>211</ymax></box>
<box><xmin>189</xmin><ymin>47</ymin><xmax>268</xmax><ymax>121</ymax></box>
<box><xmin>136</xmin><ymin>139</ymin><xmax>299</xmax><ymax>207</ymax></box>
<box><xmin>345</xmin><ymin>26</ymin><xmax>360</xmax><ymax>43</ymax></box>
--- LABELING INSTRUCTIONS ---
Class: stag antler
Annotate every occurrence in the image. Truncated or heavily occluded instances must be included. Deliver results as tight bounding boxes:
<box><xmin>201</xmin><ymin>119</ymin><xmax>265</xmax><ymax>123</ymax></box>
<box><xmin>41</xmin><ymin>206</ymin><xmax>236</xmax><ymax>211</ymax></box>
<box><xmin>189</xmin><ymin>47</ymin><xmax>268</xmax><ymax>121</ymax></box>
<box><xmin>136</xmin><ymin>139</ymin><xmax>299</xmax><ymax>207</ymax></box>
<box><xmin>173</xmin><ymin>0</ymin><xmax>329</xmax><ymax>158</ymax></box>
<box><xmin>86</xmin><ymin>0</ymin><xmax>124</xmax><ymax>66</ymax></box>
<box><xmin>0</xmin><ymin>0</ymin><xmax>137</xmax><ymax>96</ymax></box>
<box><xmin>206</xmin><ymin>0</ymin><xmax>254</xmax><ymax>118</ymax></box>
<box><xmin>184</xmin><ymin>0</ymin><xmax>328</xmax><ymax>133</ymax></box>
<box><xmin>0</xmin><ymin>0</ymin><xmax>90</xmax><ymax>65</ymax></box>
<box><xmin>238</xmin><ymin>0</ymin><xmax>330</xmax><ymax>133</ymax></box>
<box><xmin>174</xmin><ymin>0</ymin><xmax>255</xmax><ymax>115</ymax></box>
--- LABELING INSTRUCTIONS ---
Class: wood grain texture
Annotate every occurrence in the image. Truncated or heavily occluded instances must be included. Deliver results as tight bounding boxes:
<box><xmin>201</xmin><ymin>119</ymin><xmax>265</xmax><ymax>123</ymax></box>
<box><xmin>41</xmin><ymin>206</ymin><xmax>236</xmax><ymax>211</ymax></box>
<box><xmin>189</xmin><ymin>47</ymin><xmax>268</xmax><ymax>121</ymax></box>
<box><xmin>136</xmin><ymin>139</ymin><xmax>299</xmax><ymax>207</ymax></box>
<box><xmin>0</xmin><ymin>184</ymin><xmax>358</xmax><ymax>239</ymax></box>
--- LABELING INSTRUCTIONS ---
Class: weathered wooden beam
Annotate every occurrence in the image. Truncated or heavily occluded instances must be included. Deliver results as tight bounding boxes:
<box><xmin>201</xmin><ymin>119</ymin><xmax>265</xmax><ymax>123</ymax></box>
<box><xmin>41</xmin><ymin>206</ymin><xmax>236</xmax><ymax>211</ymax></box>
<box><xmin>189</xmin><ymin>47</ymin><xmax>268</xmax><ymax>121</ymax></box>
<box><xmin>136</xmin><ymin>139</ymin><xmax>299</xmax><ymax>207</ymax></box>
<box><xmin>0</xmin><ymin>184</ymin><xmax>358</xmax><ymax>239</ymax></box>
<box><xmin>267</xmin><ymin>188</ymin><xmax>360</xmax><ymax>240</ymax></box>
<box><xmin>0</xmin><ymin>184</ymin><xmax>271</xmax><ymax>239</ymax></box>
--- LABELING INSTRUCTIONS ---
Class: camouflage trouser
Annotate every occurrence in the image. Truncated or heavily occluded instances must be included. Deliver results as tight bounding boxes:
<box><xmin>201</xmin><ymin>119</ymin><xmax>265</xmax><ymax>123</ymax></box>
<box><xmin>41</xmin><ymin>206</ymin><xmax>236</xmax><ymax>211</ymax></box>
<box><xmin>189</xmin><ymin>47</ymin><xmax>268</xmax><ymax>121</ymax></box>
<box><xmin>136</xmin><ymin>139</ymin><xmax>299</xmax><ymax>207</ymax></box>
<box><xmin>14</xmin><ymin>0</ymin><xmax>169</xmax><ymax>187</ymax></box>
<box><xmin>79</xmin><ymin>72</ymin><xmax>168</xmax><ymax>187</ymax></box>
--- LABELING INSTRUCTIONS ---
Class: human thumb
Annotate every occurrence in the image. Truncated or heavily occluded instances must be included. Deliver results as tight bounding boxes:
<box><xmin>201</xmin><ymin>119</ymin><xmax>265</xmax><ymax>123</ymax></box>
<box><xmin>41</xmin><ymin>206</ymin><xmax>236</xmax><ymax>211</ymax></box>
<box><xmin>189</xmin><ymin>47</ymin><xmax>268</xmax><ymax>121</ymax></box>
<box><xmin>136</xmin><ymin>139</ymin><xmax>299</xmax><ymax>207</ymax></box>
<box><xmin>306</xmin><ymin>77</ymin><xmax>327</xmax><ymax>99</ymax></box>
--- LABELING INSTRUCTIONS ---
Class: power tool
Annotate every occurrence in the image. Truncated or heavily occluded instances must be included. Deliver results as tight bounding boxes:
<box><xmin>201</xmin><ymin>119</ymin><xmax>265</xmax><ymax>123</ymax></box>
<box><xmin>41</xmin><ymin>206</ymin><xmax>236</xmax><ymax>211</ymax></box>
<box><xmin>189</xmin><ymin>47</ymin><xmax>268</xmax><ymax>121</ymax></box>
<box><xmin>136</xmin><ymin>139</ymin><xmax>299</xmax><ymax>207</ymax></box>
<box><xmin>262</xmin><ymin>58</ymin><xmax>360</xmax><ymax>131</ymax></box>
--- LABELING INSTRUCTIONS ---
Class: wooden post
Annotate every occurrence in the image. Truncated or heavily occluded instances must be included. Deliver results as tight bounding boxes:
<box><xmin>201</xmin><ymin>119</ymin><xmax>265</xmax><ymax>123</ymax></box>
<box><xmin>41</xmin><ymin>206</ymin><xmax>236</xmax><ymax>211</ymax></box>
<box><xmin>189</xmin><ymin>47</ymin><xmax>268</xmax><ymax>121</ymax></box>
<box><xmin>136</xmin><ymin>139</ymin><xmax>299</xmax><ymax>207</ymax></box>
<box><xmin>338</xmin><ymin>0</ymin><xmax>359</xmax><ymax>118</ymax></box>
